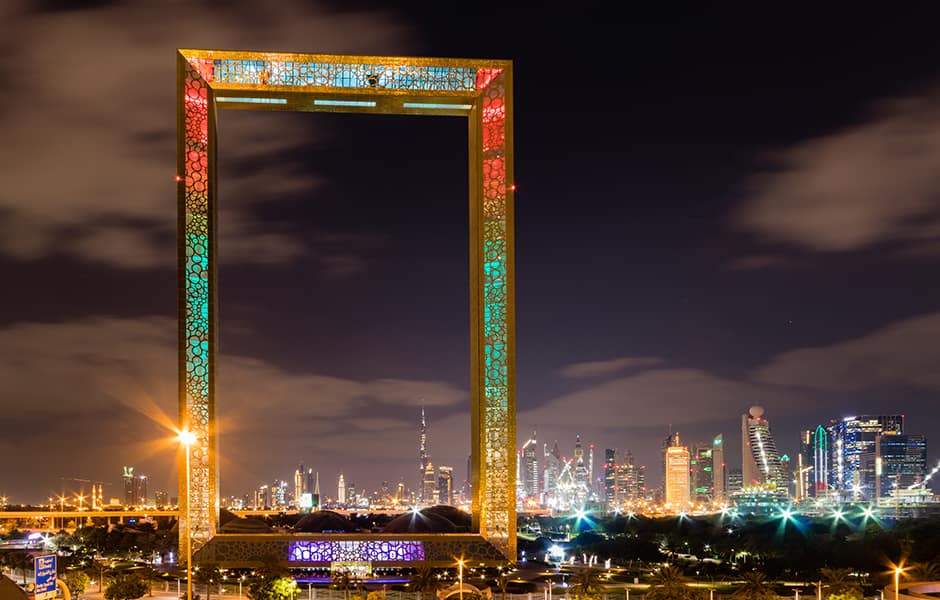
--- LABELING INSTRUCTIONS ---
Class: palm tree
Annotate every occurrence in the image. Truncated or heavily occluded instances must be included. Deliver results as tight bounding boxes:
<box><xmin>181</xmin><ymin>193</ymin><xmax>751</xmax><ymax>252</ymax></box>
<box><xmin>494</xmin><ymin>570</ymin><xmax>514</xmax><ymax>600</ymax></box>
<box><xmin>333</xmin><ymin>568</ymin><xmax>360</xmax><ymax>600</ymax></box>
<box><xmin>570</xmin><ymin>567</ymin><xmax>604</xmax><ymax>600</ymax></box>
<box><xmin>410</xmin><ymin>566</ymin><xmax>443</xmax><ymax>600</ymax></box>
<box><xmin>820</xmin><ymin>568</ymin><xmax>862</xmax><ymax>600</ymax></box>
<box><xmin>646</xmin><ymin>565</ymin><xmax>703</xmax><ymax>600</ymax></box>
<box><xmin>194</xmin><ymin>561</ymin><xmax>219</xmax><ymax>600</ymax></box>
<box><xmin>732</xmin><ymin>571</ymin><xmax>776</xmax><ymax>600</ymax></box>
<box><xmin>6</xmin><ymin>551</ymin><xmax>33</xmax><ymax>585</ymax></box>
<box><xmin>910</xmin><ymin>562</ymin><xmax>940</xmax><ymax>582</ymax></box>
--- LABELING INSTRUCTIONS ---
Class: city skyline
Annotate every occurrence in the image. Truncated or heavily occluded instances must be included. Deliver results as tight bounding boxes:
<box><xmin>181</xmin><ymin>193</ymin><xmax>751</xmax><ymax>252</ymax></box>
<box><xmin>1</xmin><ymin>6</ymin><xmax>939</xmax><ymax>503</ymax></box>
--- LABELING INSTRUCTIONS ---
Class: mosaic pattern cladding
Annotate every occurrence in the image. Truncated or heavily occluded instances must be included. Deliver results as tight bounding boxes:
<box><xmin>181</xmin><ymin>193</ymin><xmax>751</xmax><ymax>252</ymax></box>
<box><xmin>177</xmin><ymin>50</ymin><xmax>514</xmax><ymax>561</ymax></box>
<box><xmin>289</xmin><ymin>540</ymin><xmax>425</xmax><ymax>562</ymax></box>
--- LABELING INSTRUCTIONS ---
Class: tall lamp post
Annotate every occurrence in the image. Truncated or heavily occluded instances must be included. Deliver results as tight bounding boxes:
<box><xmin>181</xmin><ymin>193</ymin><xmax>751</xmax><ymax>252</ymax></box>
<box><xmin>894</xmin><ymin>567</ymin><xmax>904</xmax><ymax>600</ymax></box>
<box><xmin>178</xmin><ymin>430</ymin><xmax>197</xmax><ymax>600</ymax></box>
<box><xmin>457</xmin><ymin>558</ymin><xmax>464</xmax><ymax>600</ymax></box>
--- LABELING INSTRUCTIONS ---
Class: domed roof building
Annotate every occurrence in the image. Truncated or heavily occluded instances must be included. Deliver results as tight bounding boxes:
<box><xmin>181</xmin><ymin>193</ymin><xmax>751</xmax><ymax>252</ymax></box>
<box><xmin>294</xmin><ymin>510</ymin><xmax>359</xmax><ymax>533</ymax></box>
<box><xmin>218</xmin><ymin>517</ymin><xmax>274</xmax><ymax>534</ymax></box>
<box><xmin>382</xmin><ymin>505</ymin><xmax>470</xmax><ymax>534</ymax></box>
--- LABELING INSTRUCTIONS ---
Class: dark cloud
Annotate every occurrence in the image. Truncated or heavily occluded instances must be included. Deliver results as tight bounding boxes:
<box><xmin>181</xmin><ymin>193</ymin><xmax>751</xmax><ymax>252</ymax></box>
<box><xmin>0</xmin><ymin>316</ymin><xmax>465</xmax><ymax>502</ymax></box>
<box><xmin>0</xmin><ymin>0</ymin><xmax>411</xmax><ymax>270</ymax></box>
<box><xmin>734</xmin><ymin>84</ymin><xmax>940</xmax><ymax>256</ymax></box>
<box><xmin>559</xmin><ymin>355</ymin><xmax>664</xmax><ymax>378</ymax></box>
<box><xmin>753</xmin><ymin>312</ymin><xmax>940</xmax><ymax>391</ymax></box>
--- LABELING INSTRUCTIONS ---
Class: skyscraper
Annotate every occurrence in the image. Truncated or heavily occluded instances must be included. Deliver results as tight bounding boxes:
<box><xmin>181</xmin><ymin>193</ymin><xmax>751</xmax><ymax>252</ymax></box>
<box><xmin>123</xmin><ymin>466</ymin><xmax>135</xmax><ymax>506</ymax></box>
<box><xmin>713</xmin><ymin>435</ymin><xmax>726</xmax><ymax>504</ymax></box>
<box><xmin>337</xmin><ymin>473</ymin><xmax>346</xmax><ymax>505</ymax></box>
<box><xmin>813</xmin><ymin>425</ymin><xmax>829</xmax><ymax>497</ymax></box>
<box><xmin>660</xmin><ymin>431</ymin><xmax>678</xmax><ymax>499</ymax></box>
<box><xmin>690</xmin><ymin>443</ymin><xmax>714</xmax><ymax>503</ymax></box>
<box><xmin>294</xmin><ymin>463</ymin><xmax>305</xmax><ymax>507</ymax></box>
<box><xmin>665</xmin><ymin>439</ymin><xmax>690</xmax><ymax>508</ymax></box>
<box><xmin>588</xmin><ymin>444</ymin><xmax>595</xmax><ymax>495</ymax></box>
<box><xmin>135</xmin><ymin>475</ymin><xmax>148</xmax><ymax>506</ymax></box>
<box><xmin>543</xmin><ymin>442</ymin><xmax>561</xmax><ymax>497</ymax></box>
<box><xmin>573</xmin><ymin>435</ymin><xmax>588</xmax><ymax>487</ymax></box>
<box><xmin>741</xmin><ymin>406</ymin><xmax>787</xmax><ymax>490</ymax></box>
<box><xmin>614</xmin><ymin>450</ymin><xmax>645</xmax><ymax>505</ymax></box>
<box><xmin>418</xmin><ymin>407</ymin><xmax>429</xmax><ymax>500</ymax></box>
<box><xmin>874</xmin><ymin>433</ymin><xmax>927</xmax><ymax>500</ymax></box>
<box><xmin>828</xmin><ymin>415</ymin><xmax>903</xmax><ymax>501</ymax></box>
<box><xmin>438</xmin><ymin>466</ymin><xmax>454</xmax><ymax>505</ymax></box>
<box><xmin>522</xmin><ymin>432</ymin><xmax>539</xmax><ymax>500</ymax></box>
<box><xmin>797</xmin><ymin>430</ymin><xmax>814</xmax><ymax>500</ymax></box>
<box><xmin>422</xmin><ymin>462</ymin><xmax>437</xmax><ymax>504</ymax></box>
<box><xmin>604</xmin><ymin>448</ymin><xmax>617</xmax><ymax>507</ymax></box>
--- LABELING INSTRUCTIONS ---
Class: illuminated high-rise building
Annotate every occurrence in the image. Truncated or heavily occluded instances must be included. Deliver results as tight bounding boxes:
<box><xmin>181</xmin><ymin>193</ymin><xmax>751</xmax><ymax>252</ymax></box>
<box><xmin>573</xmin><ymin>435</ymin><xmax>588</xmax><ymax>488</ymax></box>
<box><xmin>255</xmin><ymin>484</ymin><xmax>270</xmax><ymax>509</ymax></box>
<box><xmin>797</xmin><ymin>430</ymin><xmax>814</xmax><ymax>501</ymax></box>
<box><xmin>438</xmin><ymin>466</ymin><xmax>454</xmax><ymax>505</ymax></box>
<box><xmin>727</xmin><ymin>467</ymin><xmax>743</xmax><ymax>494</ymax></box>
<box><xmin>422</xmin><ymin>462</ymin><xmax>437</xmax><ymax>504</ymax></box>
<box><xmin>123</xmin><ymin>466</ymin><xmax>135</xmax><ymax>506</ymax></box>
<box><xmin>874</xmin><ymin>433</ymin><xmax>927</xmax><ymax>500</ymax></box>
<box><xmin>614</xmin><ymin>450</ymin><xmax>644</xmax><ymax>504</ymax></box>
<box><xmin>690</xmin><ymin>443</ymin><xmax>714</xmax><ymax>503</ymax></box>
<box><xmin>136</xmin><ymin>475</ymin><xmax>148</xmax><ymax>506</ymax></box>
<box><xmin>713</xmin><ymin>435</ymin><xmax>726</xmax><ymax>504</ymax></box>
<box><xmin>294</xmin><ymin>463</ymin><xmax>305</xmax><ymax>507</ymax></box>
<box><xmin>543</xmin><ymin>442</ymin><xmax>561</xmax><ymax>496</ymax></box>
<box><xmin>665</xmin><ymin>440</ymin><xmax>690</xmax><ymax>508</ymax></box>
<box><xmin>813</xmin><ymin>425</ymin><xmax>829</xmax><ymax>497</ymax></box>
<box><xmin>522</xmin><ymin>432</ymin><xmax>539</xmax><ymax>500</ymax></box>
<box><xmin>604</xmin><ymin>448</ymin><xmax>617</xmax><ymax>507</ymax></box>
<box><xmin>741</xmin><ymin>406</ymin><xmax>787</xmax><ymax>490</ymax></box>
<box><xmin>337</xmin><ymin>473</ymin><xmax>346</xmax><ymax>505</ymax></box>
<box><xmin>588</xmin><ymin>444</ymin><xmax>595</xmax><ymax>496</ymax></box>
<box><xmin>418</xmin><ymin>407</ymin><xmax>429</xmax><ymax>500</ymax></box>
<box><xmin>828</xmin><ymin>415</ymin><xmax>903</xmax><ymax>501</ymax></box>
<box><xmin>660</xmin><ymin>432</ymin><xmax>678</xmax><ymax>498</ymax></box>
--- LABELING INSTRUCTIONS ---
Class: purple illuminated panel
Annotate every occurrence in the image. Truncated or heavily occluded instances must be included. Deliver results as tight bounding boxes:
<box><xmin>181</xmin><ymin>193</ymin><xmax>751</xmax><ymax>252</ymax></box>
<box><xmin>289</xmin><ymin>540</ymin><xmax>425</xmax><ymax>562</ymax></box>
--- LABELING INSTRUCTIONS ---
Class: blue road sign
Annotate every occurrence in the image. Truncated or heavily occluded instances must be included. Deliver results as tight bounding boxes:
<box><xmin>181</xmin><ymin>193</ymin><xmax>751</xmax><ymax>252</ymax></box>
<box><xmin>34</xmin><ymin>555</ymin><xmax>56</xmax><ymax>600</ymax></box>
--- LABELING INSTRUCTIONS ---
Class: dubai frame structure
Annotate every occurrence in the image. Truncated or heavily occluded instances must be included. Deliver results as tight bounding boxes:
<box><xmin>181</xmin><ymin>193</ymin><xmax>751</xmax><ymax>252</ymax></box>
<box><xmin>176</xmin><ymin>49</ymin><xmax>516</xmax><ymax>565</ymax></box>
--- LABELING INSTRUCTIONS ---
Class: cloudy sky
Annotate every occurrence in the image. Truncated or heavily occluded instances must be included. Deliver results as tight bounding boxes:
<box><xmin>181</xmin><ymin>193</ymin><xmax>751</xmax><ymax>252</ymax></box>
<box><xmin>1</xmin><ymin>4</ymin><xmax>939</xmax><ymax>503</ymax></box>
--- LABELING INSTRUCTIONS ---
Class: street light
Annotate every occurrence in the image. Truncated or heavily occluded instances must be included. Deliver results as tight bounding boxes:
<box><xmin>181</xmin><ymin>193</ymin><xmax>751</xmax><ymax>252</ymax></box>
<box><xmin>457</xmin><ymin>558</ymin><xmax>465</xmax><ymax>600</ymax></box>
<box><xmin>894</xmin><ymin>566</ymin><xmax>905</xmax><ymax>600</ymax></box>
<box><xmin>178</xmin><ymin>429</ymin><xmax>197</xmax><ymax>600</ymax></box>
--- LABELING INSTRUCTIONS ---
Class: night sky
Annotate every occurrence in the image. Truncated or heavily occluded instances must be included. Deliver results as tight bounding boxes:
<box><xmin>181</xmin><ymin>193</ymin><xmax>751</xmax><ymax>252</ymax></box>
<box><xmin>1</xmin><ymin>3</ymin><xmax>939</xmax><ymax>503</ymax></box>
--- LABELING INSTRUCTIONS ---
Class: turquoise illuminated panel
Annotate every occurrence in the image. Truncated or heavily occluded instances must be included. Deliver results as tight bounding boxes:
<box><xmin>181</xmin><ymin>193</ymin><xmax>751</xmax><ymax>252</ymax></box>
<box><xmin>313</xmin><ymin>99</ymin><xmax>377</xmax><ymax>107</ymax></box>
<box><xmin>217</xmin><ymin>97</ymin><xmax>287</xmax><ymax>104</ymax></box>
<box><xmin>212</xmin><ymin>59</ymin><xmax>477</xmax><ymax>91</ymax></box>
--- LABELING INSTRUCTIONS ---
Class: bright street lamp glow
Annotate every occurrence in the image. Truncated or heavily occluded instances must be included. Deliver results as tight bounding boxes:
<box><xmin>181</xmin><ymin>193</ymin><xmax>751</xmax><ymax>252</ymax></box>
<box><xmin>178</xmin><ymin>430</ymin><xmax>197</xmax><ymax>446</ymax></box>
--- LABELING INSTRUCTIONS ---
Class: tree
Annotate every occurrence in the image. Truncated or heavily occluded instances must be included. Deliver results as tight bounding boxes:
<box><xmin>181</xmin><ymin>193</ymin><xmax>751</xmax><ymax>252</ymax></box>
<box><xmin>646</xmin><ymin>565</ymin><xmax>704</xmax><ymax>600</ymax></box>
<box><xmin>332</xmin><ymin>568</ymin><xmax>360</xmax><ymax>600</ymax></box>
<box><xmin>64</xmin><ymin>570</ymin><xmax>91</xmax><ymax>598</ymax></box>
<box><xmin>104</xmin><ymin>574</ymin><xmax>149</xmax><ymax>600</ymax></box>
<box><xmin>194</xmin><ymin>561</ymin><xmax>220</xmax><ymax>600</ymax></box>
<box><xmin>248</xmin><ymin>576</ymin><xmax>297</xmax><ymax>600</ymax></box>
<box><xmin>820</xmin><ymin>568</ymin><xmax>862</xmax><ymax>600</ymax></box>
<box><xmin>910</xmin><ymin>562</ymin><xmax>940</xmax><ymax>582</ymax></box>
<box><xmin>494</xmin><ymin>571</ymin><xmax>513</xmax><ymax>600</ymax></box>
<box><xmin>732</xmin><ymin>571</ymin><xmax>776</xmax><ymax>600</ymax></box>
<box><xmin>570</xmin><ymin>567</ymin><xmax>604</xmax><ymax>600</ymax></box>
<box><xmin>410</xmin><ymin>566</ymin><xmax>443</xmax><ymax>600</ymax></box>
<box><xmin>5</xmin><ymin>551</ymin><xmax>32</xmax><ymax>585</ymax></box>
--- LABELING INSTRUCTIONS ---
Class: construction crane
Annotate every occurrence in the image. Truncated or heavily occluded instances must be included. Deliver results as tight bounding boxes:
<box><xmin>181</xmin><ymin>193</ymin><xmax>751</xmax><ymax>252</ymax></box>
<box><xmin>907</xmin><ymin>459</ymin><xmax>940</xmax><ymax>490</ymax></box>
